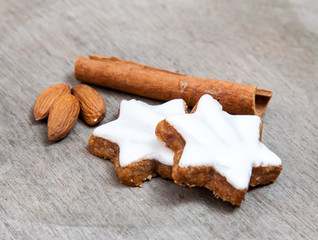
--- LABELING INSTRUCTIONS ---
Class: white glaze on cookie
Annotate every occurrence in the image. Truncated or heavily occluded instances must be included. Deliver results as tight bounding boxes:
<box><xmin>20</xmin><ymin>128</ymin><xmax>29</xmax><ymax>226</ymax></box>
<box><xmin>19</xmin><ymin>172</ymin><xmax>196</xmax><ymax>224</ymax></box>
<box><xmin>165</xmin><ymin>94</ymin><xmax>282</xmax><ymax>190</ymax></box>
<box><xmin>93</xmin><ymin>99</ymin><xmax>186</xmax><ymax>167</ymax></box>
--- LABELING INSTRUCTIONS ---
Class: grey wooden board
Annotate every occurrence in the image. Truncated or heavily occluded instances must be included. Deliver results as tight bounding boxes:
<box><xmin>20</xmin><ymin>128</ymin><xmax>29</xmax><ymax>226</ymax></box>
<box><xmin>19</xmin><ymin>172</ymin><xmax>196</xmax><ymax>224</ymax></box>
<box><xmin>0</xmin><ymin>0</ymin><xmax>317</xmax><ymax>239</ymax></box>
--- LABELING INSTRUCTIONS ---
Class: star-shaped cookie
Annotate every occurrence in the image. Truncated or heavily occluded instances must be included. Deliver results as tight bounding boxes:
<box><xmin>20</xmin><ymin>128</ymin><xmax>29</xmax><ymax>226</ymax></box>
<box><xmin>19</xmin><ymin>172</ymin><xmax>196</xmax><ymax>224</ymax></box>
<box><xmin>88</xmin><ymin>98</ymin><xmax>187</xmax><ymax>186</ymax></box>
<box><xmin>156</xmin><ymin>94</ymin><xmax>282</xmax><ymax>205</ymax></box>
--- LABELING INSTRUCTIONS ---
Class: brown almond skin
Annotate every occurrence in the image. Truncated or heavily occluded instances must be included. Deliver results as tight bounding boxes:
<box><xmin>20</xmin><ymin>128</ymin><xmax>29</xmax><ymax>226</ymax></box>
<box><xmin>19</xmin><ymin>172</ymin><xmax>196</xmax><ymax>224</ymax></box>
<box><xmin>47</xmin><ymin>94</ymin><xmax>80</xmax><ymax>141</ymax></box>
<box><xmin>72</xmin><ymin>84</ymin><xmax>106</xmax><ymax>126</ymax></box>
<box><xmin>34</xmin><ymin>84</ymin><xmax>71</xmax><ymax>120</ymax></box>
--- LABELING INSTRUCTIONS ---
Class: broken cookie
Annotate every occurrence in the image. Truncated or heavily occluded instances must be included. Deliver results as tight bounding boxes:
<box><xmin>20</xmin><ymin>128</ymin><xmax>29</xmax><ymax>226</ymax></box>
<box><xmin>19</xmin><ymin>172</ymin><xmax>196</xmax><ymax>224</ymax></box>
<box><xmin>156</xmin><ymin>94</ymin><xmax>282</xmax><ymax>205</ymax></box>
<box><xmin>88</xmin><ymin>98</ymin><xmax>187</xmax><ymax>186</ymax></box>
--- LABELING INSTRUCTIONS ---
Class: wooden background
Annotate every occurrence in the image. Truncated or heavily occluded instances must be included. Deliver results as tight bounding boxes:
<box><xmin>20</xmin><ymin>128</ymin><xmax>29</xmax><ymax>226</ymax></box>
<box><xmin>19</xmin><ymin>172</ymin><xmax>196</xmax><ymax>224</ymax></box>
<box><xmin>1</xmin><ymin>0</ymin><xmax>317</xmax><ymax>239</ymax></box>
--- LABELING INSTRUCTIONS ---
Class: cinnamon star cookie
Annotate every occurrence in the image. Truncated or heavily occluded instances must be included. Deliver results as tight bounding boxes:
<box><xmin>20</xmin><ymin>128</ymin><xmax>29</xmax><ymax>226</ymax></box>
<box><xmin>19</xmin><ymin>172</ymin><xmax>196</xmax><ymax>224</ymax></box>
<box><xmin>156</xmin><ymin>94</ymin><xmax>282</xmax><ymax>205</ymax></box>
<box><xmin>89</xmin><ymin>98</ymin><xmax>187</xmax><ymax>186</ymax></box>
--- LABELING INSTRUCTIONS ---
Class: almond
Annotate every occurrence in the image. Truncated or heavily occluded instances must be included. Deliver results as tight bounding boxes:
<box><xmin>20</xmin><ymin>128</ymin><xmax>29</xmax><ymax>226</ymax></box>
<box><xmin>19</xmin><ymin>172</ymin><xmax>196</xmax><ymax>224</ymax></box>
<box><xmin>34</xmin><ymin>84</ymin><xmax>71</xmax><ymax>120</ymax></box>
<box><xmin>47</xmin><ymin>94</ymin><xmax>80</xmax><ymax>141</ymax></box>
<box><xmin>72</xmin><ymin>84</ymin><xmax>106</xmax><ymax>126</ymax></box>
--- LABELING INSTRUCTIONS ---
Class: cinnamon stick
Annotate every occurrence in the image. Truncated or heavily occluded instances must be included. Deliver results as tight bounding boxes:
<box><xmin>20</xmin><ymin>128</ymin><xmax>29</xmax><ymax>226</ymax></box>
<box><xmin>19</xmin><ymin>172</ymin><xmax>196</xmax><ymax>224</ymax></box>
<box><xmin>74</xmin><ymin>55</ymin><xmax>272</xmax><ymax>116</ymax></box>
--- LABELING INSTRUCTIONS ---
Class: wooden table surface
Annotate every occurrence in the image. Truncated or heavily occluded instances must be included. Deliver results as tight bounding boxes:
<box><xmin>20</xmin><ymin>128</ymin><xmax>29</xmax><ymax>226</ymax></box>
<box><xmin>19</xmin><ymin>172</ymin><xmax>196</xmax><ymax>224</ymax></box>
<box><xmin>1</xmin><ymin>0</ymin><xmax>317</xmax><ymax>239</ymax></box>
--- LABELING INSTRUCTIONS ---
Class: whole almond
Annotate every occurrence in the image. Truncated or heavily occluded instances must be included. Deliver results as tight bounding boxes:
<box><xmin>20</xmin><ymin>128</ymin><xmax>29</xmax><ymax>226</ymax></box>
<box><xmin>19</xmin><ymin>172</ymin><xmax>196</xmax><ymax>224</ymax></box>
<box><xmin>72</xmin><ymin>84</ymin><xmax>106</xmax><ymax>126</ymax></box>
<box><xmin>47</xmin><ymin>94</ymin><xmax>80</xmax><ymax>141</ymax></box>
<box><xmin>34</xmin><ymin>83</ymin><xmax>71</xmax><ymax>120</ymax></box>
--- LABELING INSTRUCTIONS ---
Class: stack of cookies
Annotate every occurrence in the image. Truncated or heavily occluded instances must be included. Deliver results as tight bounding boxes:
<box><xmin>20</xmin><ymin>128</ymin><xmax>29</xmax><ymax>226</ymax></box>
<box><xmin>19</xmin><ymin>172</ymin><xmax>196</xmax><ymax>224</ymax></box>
<box><xmin>88</xmin><ymin>94</ymin><xmax>282</xmax><ymax>206</ymax></box>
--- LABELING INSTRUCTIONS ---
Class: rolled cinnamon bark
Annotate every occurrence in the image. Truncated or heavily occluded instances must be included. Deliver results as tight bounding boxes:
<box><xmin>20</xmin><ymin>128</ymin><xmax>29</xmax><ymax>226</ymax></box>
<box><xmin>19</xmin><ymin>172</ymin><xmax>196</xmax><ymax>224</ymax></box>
<box><xmin>74</xmin><ymin>55</ymin><xmax>272</xmax><ymax>116</ymax></box>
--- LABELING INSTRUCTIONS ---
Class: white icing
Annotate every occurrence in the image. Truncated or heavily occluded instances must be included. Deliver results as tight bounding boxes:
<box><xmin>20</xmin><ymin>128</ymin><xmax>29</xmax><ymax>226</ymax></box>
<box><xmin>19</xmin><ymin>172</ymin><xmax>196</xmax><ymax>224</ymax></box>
<box><xmin>93</xmin><ymin>99</ymin><xmax>186</xmax><ymax>167</ymax></box>
<box><xmin>165</xmin><ymin>94</ymin><xmax>282</xmax><ymax>190</ymax></box>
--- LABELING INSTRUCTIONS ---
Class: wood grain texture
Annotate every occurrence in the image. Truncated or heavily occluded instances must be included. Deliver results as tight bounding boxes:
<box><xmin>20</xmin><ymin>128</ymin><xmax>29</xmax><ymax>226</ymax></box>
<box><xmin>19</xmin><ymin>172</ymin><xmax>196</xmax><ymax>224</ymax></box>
<box><xmin>0</xmin><ymin>0</ymin><xmax>317</xmax><ymax>239</ymax></box>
